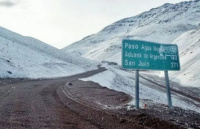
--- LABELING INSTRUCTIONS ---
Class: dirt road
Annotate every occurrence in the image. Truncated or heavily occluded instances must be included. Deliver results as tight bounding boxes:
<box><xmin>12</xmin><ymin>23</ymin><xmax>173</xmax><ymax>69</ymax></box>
<box><xmin>0</xmin><ymin>67</ymin><xmax>198</xmax><ymax>129</ymax></box>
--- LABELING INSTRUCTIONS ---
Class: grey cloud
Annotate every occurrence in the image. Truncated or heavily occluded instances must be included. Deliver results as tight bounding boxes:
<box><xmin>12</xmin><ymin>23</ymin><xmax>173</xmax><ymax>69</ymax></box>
<box><xmin>0</xmin><ymin>1</ymin><xmax>16</xmax><ymax>7</ymax></box>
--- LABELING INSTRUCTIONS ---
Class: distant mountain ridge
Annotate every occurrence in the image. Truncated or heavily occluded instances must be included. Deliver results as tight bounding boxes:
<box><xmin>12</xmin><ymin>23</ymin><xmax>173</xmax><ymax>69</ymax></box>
<box><xmin>63</xmin><ymin>0</ymin><xmax>200</xmax><ymax>87</ymax></box>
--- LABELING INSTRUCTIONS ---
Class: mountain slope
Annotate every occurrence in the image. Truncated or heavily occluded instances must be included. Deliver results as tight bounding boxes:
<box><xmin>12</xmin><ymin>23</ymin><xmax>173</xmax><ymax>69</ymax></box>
<box><xmin>63</xmin><ymin>0</ymin><xmax>200</xmax><ymax>64</ymax></box>
<box><xmin>0</xmin><ymin>26</ymin><xmax>97</xmax><ymax>78</ymax></box>
<box><xmin>171</xmin><ymin>28</ymin><xmax>200</xmax><ymax>86</ymax></box>
<box><xmin>63</xmin><ymin>0</ymin><xmax>200</xmax><ymax>87</ymax></box>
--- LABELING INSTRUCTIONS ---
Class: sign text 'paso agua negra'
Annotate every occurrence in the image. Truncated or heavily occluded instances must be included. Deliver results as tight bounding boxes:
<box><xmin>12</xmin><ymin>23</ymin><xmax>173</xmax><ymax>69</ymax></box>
<box><xmin>122</xmin><ymin>39</ymin><xmax>180</xmax><ymax>71</ymax></box>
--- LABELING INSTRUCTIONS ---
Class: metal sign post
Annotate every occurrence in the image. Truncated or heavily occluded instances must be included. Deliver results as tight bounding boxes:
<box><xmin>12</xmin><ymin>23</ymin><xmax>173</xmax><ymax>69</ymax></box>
<box><xmin>135</xmin><ymin>70</ymin><xmax>139</xmax><ymax>109</ymax></box>
<box><xmin>164</xmin><ymin>71</ymin><xmax>172</xmax><ymax>108</ymax></box>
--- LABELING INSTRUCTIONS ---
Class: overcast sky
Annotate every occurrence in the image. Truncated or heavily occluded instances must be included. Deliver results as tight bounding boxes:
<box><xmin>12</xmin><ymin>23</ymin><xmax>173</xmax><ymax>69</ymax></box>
<box><xmin>0</xmin><ymin>0</ymin><xmax>190</xmax><ymax>48</ymax></box>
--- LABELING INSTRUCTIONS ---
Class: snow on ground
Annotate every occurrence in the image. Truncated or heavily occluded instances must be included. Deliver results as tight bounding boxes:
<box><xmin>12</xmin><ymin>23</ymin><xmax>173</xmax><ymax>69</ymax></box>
<box><xmin>170</xmin><ymin>28</ymin><xmax>200</xmax><ymax>87</ymax></box>
<box><xmin>0</xmin><ymin>26</ymin><xmax>98</xmax><ymax>78</ymax></box>
<box><xmin>80</xmin><ymin>65</ymin><xmax>200</xmax><ymax>113</ymax></box>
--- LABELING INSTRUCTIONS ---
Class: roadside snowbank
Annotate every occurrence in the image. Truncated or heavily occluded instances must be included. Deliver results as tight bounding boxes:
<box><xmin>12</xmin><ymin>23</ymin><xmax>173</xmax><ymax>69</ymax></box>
<box><xmin>80</xmin><ymin>67</ymin><xmax>200</xmax><ymax>113</ymax></box>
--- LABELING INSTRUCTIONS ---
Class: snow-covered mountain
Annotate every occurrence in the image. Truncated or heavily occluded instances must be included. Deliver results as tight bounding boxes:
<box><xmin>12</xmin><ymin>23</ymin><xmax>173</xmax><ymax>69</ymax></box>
<box><xmin>63</xmin><ymin>0</ymin><xmax>200</xmax><ymax>87</ymax></box>
<box><xmin>171</xmin><ymin>28</ymin><xmax>200</xmax><ymax>86</ymax></box>
<box><xmin>0</xmin><ymin>26</ymin><xmax>97</xmax><ymax>78</ymax></box>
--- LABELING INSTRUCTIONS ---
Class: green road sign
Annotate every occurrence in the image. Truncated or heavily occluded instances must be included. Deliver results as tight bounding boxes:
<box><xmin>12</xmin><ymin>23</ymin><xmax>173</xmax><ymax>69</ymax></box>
<box><xmin>122</xmin><ymin>39</ymin><xmax>180</xmax><ymax>71</ymax></box>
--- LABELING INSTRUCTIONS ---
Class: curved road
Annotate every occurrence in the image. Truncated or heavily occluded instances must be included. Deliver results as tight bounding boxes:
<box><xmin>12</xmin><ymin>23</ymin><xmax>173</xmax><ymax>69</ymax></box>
<box><xmin>0</xmin><ymin>67</ymin><xmax>106</xmax><ymax>129</ymax></box>
<box><xmin>0</xmin><ymin>67</ymin><xmax>188</xmax><ymax>129</ymax></box>
<box><xmin>0</xmin><ymin>67</ymin><xmax>140</xmax><ymax>129</ymax></box>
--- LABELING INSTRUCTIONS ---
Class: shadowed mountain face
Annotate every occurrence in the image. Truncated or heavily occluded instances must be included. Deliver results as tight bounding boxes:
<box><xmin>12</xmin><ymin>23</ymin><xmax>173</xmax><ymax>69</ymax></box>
<box><xmin>63</xmin><ymin>0</ymin><xmax>200</xmax><ymax>87</ymax></box>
